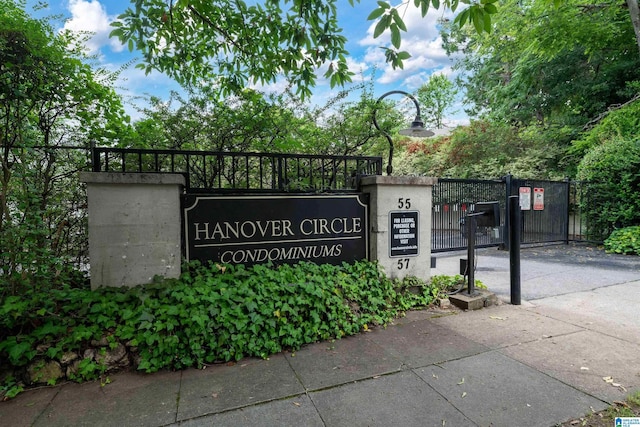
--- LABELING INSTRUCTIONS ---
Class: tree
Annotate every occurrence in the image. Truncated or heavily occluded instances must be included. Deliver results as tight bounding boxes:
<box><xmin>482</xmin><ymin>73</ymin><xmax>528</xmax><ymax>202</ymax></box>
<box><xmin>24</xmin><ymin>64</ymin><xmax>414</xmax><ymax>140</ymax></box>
<box><xmin>110</xmin><ymin>0</ymin><xmax>498</xmax><ymax>100</ymax></box>
<box><xmin>415</xmin><ymin>74</ymin><xmax>458</xmax><ymax>129</ymax></box>
<box><xmin>1</xmin><ymin>0</ymin><xmax>131</xmax><ymax>296</ymax></box>
<box><xmin>442</xmin><ymin>0</ymin><xmax>640</xmax><ymax>127</ymax></box>
<box><xmin>130</xmin><ymin>79</ymin><xmax>384</xmax><ymax>158</ymax></box>
<box><xmin>130</xmin><ymin>89</ymin><xmax>304</xmax><ymax>153</ymax></box>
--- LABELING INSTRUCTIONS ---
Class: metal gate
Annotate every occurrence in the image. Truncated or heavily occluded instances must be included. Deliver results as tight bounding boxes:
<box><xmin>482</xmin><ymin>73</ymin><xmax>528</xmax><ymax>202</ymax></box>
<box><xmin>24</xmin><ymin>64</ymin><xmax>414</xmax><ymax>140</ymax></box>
<box><xmin>432</xmin><ymin>178</ymin><xmax>506</xmax><ymax>252</ymax></box>
<box><xmin>509</xmin><ymin>177</ymin><xmax>569</xmax><ymax>245</ymax></box>
<box><xmin>432</xmin><ymin>176</ymin><xmax>595</xmax><ymax>253</ymax></box>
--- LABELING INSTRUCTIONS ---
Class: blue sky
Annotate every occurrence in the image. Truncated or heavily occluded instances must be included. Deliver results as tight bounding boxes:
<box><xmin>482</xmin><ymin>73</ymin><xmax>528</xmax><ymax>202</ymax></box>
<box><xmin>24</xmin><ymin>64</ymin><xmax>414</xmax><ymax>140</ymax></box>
<box><xmin>26</xmin><ymin>0</ymin><xmax>468</xmax><ymax>126</ymax></box>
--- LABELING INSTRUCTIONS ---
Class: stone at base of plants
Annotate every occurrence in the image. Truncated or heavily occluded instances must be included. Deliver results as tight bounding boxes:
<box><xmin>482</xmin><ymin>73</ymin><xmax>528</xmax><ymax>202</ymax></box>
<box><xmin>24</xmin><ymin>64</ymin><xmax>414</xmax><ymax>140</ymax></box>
<box><xmin>449</xmin><ymin>289</ymin><xmax>498</xmax><ymax>311</ymax></box>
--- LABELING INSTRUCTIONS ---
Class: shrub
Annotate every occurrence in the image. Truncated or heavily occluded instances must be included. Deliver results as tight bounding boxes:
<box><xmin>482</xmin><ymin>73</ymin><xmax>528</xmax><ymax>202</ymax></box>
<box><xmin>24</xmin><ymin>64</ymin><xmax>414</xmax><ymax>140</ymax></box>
<box><xmin>1</xmin><ymin>261</ymin><xmax>467</xmax><ymax>399</ymax></box>
<box><xmin>576</xmin><ymin>138</ymin><xmax>640</xmax><ymax>240</ymax></box>
<box><xmin>603</xmin><ymin>226</ymin><xmax>640</xmax><ymax>255</ymax></box>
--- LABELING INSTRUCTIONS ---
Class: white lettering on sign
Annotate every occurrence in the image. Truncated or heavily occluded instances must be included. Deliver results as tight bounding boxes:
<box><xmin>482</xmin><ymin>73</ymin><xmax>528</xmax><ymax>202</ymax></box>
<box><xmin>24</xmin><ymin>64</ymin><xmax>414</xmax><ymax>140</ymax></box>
<box><xmin>300</xmin><ymin>217</ymin><xmax>362</xmax><ymax>236</ymax></box>
<box><xmin>220</xmin><ymin>244</ymin><xmax>343</xmax><ymax>264</ymax></box>
<box><xmin>194</xmin><ymin>218</ymin><xmax>361</xmax><ymax>241</ymax></box>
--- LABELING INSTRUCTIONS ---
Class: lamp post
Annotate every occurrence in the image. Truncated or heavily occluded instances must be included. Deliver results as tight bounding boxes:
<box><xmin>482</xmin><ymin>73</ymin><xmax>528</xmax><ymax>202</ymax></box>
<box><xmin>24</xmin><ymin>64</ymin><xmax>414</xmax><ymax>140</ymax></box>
<box><xmin>372</xmin><ymin>90</ymin><xmax>434</xmax><ymax>175</ymax></box>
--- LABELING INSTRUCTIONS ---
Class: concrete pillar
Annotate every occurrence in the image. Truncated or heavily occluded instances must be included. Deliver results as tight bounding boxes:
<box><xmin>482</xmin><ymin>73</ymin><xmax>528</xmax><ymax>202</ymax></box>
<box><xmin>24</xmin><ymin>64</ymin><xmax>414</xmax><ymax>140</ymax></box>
<box><xmin>80</xmin><ymin>172</ymin><xmax>185</xmax><ymax>289</ymax></box>
<box><xmin>360</xmin><ymin>176</ymin><xmax>438</xmax><ymax>281</ymax></box>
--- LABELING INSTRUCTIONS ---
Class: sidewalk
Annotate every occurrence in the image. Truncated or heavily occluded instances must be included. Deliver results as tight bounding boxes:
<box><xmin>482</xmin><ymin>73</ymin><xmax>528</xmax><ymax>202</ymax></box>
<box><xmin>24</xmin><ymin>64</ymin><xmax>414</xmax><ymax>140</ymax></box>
<box><xmin>2</xmin><ymin>244</ymin><xmax>639</xmax><ymax>426</ymax></box>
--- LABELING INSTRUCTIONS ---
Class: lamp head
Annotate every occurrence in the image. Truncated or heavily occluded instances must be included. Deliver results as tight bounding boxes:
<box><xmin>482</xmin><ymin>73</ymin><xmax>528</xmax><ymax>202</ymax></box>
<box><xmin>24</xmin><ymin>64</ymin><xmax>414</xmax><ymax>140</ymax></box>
<box><xmin>398</xmin><ymin>118</ymin><xmax>435</xmax><ymax>138</ymax></box>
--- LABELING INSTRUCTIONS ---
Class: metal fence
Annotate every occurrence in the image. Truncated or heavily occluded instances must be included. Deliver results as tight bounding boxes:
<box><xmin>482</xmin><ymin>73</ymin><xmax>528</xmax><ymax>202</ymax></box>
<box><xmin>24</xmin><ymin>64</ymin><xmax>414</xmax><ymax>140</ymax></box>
<box><xmin>91</xmin><ymin>146</ymin><xmax>383</xmax><ymax>193</ymax></box>
<box><xmin>432</xmin><ymin>176</ymin><xmax>597</xmax><ymax>253</ymax></box>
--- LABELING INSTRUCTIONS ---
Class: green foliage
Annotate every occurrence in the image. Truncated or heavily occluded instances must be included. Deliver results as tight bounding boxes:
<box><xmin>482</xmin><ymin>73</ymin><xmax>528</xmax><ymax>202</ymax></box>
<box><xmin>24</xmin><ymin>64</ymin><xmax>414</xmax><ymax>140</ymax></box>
<box><xmin>571</xmin><ymin>98</ymin><xmax>640</xmax><ymax>157</ymax></box>
<box><xmin>442</xmin><ymin>0</ymin><xmax>640</xmax><ymax>128</ymax></box>
<box><xmin>603</xmin><ymin>226</ymin><xmax>640</xmax><ymax>256</ymax></box>
<box><xmin>110</xmin><ymin>0</ymin><xmax>495</xmax><ymax>99</ymax></box>
<box><xmin>394</xmin><ymin>120</ymin><xmax>569</xmax><ymax>179</ymax></box>
<box><xmin>0</xmin><ymin>0</ymin><xmax>130</xmax><ymax>298</ymax></box>
<box><xmin>577</xmin><ymin>138</ymin><xmax>640</xmax><ymax>240</ymax></box>
<box><xmin>112</xmin><ymin>0</ymin><xmax>354</xmax><ymax>99</ymax></box>
<box><xmin>392</xmin><ymin>274</ymin><xmax>482</xmax><ymax>311</ymax></box>
<box><xmin>0</xmin><ymin>375</ymin><xmax>23</xmax><ymax>400</ymax></box>
<box><xmin>0</xmin><ymin>261</ymin><xmax>462</xmax><ymax>398</ymax></box>
<box><xmin>129</xmin><ymin>81</ymin><xmax>381</xmax><ymax>160</ymax></box>
<box><xmin>415</xmin><ymin>74</ymin><xmax>459</xmax><ymax>129</ymax></box>
<box><xmin>69</xmin><ymin>357</ymin><xmax>109</xmax><ymax>382</ymax></box>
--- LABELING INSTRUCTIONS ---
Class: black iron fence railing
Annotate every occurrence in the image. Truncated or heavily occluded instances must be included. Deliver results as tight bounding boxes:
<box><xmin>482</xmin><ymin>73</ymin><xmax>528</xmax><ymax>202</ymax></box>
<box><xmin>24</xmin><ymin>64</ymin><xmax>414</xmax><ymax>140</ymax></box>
<box><xmin>91</xmin><ymin>147</ymin><xmax>383</xmax><ymax>192</ymax></box>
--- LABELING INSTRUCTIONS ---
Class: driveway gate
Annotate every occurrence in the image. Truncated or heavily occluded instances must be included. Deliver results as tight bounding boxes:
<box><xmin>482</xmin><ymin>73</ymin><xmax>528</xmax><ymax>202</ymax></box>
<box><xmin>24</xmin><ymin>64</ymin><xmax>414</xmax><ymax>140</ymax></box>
<box><xmin>432</xmin><ymin>175</ymin><xmax>595</xmax><ymax>253</ymax></box>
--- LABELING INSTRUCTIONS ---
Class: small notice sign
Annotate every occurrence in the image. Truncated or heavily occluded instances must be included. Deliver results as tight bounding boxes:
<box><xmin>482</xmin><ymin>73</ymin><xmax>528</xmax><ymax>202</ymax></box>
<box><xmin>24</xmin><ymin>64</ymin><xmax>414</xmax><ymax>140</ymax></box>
<box><xmin>533</xmin><ymin>188</ymin><xmax>545</xmax><ymax>211</ymax></box>
<box><xmin>389</xmin><ymin>211</ymin><xmax>419</xmax><ymax>257</ymax></box>
<box><xmin>519</xmin><ymin>187</ymin><xmax>531</xmax><ymax>210</ymax></box>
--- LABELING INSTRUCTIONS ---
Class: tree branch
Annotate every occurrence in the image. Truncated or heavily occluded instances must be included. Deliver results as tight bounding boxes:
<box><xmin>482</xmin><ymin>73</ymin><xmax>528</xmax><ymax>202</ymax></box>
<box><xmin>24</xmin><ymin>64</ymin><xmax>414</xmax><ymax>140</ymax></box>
<box><xmin>186</xmin><ymin>5</ymin><xmax>249</xmax><ymax>57</ymax></box>
<box><xmin>582</xmin><ymin>93</ymin><xmax>640</xmax><ymax>130</ymax></box>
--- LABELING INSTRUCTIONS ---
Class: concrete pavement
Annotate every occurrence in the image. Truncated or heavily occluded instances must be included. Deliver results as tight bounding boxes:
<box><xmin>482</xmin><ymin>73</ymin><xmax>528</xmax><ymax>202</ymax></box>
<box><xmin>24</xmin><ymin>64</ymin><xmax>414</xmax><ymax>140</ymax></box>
<box><xmin>1</xmin><ymin>243</ymin><xmax>639</xmax><ymax>426</ymax></box>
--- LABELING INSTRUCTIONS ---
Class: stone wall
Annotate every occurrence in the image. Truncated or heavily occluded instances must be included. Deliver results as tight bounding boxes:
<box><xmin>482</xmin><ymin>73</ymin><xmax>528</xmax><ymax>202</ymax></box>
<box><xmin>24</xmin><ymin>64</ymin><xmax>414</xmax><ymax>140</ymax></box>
<box><xmin>80</xmin><ymin>172</ymin><xmax>185</xmax><ymax>289</ymax></box>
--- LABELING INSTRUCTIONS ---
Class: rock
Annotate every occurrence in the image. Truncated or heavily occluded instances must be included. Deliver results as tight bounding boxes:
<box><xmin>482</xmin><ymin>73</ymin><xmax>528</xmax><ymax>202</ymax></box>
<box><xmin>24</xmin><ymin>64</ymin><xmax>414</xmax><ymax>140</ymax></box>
<box><xmin>83</xmin><ymin>348</ymin><xmax>97</xmax><ymax>360</ymax></box>
<box><xmin>27</xmin><ymin>360</ymin><xmax>63</xmax><ymax>385</ymax></box>
<box><xmin>91</xmin><ymin>336</ymin><xmax>110</xmax><ymax>347</ymax></box>
<box><xmin>96</xmin><ymin>343</ymin><xmax>129</xmax><ymax>370</ymax></box>
<box><xmin>60</xmin><ymin>352</ymin><xmax>79</xmax><ymax>365</ymax></box>
<box><xmin>36</xmin><ymin>343</ymin><xmax>51</xmax><ymax>353</ymax></box>
<box><xmin>66</xmin><ymin>360</ymin><xmax>81</xmax><ymax>379</ymax></box>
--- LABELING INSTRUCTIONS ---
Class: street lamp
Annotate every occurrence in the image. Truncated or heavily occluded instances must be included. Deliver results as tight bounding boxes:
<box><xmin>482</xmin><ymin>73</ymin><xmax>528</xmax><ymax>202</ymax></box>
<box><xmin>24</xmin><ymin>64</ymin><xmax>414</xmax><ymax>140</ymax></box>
<box><xmin>372</xmin><ymin>90</ymin><xmax>434</xmax><ymax>175</ymax></box>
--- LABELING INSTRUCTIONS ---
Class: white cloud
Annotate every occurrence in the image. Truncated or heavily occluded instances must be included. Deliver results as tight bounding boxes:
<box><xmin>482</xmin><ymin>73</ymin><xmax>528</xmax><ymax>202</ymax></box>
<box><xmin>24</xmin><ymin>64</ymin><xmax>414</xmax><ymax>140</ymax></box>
<box><xmin>358</xmin><ymin>3</ymin><xmax>457</xmax><ymax>88</ymax></box>
<box><xmin>63</xmin><ymin>0</ymin><xmax>124</xmax><ymax>55</ymax></box>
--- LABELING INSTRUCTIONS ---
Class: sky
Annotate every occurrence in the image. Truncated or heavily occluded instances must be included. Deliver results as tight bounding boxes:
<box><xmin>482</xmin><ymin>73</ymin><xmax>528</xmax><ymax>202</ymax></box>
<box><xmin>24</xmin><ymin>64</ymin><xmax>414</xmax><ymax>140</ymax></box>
<box><xmin>26</xmin><ymin>0</ymin><xmax>469</xmax><ymax>126</ymax></box>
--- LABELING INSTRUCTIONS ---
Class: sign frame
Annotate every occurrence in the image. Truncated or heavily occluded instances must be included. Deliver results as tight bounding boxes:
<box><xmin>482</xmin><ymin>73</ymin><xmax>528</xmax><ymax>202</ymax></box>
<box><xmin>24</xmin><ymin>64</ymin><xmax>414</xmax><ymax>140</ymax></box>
<box><xmin>182</xmin><ymin>194</ymin><xmax>369</xmax><ymax>266</ymax></box>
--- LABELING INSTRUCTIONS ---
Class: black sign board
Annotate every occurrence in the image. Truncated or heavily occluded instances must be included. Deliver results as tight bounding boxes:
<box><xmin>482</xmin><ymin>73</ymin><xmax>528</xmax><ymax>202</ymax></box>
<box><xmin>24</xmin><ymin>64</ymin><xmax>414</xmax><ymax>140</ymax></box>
<box><xmin>389</xmin><ymin>211</ymin><xmax>419</xmax><ymax>257</ymax></box>
<box><xmin>183</xmin><ymin>195</ymin><xmax>368</xmax><ymax>266</ymax></box>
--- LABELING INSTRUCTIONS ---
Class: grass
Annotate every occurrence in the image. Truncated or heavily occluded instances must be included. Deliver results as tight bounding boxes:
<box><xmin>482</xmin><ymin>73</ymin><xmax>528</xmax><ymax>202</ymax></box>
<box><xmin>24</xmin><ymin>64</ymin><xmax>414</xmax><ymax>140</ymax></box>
<box><xmin>557</xmin><ymin>391</ymin><xmax>640</xmax><ymax>426</ymax></box>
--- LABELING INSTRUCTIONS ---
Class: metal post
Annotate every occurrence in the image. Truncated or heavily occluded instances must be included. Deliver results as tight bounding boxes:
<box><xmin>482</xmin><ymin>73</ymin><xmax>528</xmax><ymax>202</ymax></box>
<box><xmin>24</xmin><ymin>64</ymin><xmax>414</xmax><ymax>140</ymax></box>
<box><xmin>564</xmin><ymin>177</ymin><xmax>571</xmax><ymax>245</ymax></box>
<box><xmin>467</xmin><ymin>214</ymin><xmax>476</xmax><ymax>295</ymax></box>
<box><xmin>90</xmin><ymin>140</ymin><xmax>99</xmax><ymax>172</ymax></box>
<box><xmin>502</xmin><ymin>173</ymin><xmax>512</xmax><ymax>250</ymax></box>
<box><xmin>508</xmin><ymin>195</ymin><xmax>521</xmax><ymax>305</ymax></box>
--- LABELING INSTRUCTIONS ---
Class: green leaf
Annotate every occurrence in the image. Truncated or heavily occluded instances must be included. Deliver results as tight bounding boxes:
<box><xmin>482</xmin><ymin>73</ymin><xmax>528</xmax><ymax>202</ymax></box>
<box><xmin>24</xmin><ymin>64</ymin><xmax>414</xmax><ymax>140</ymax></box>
<box><xmin>373</xmin><ymin>14</ymin><xmax>391</xmax><ymax>38</ymax></box>
<box><xmin>484</xmin><ymin>3</ymin><xmax>497</xmax><ymax>14</ymax></box>
<box><xmin>8</xmin><ymin>341</ymin><xmax>35</xmax><ymax>365</ymax></box>
<box><xmin>454</xmin><ymin>8</ymin><xmax>470</xmax><ymax>27</ymax></box>
<box><xmin>483</xmin><ymin>10</ymin><xmax>492</xmax><ymax>32</ymax></box>
<box><xmin>366</xmin><ymin>6</ymin><xmax>387</xmax><ymax>21</ymax></box>
<box><xmin>109</xmin><ymin>28</ymin><xmax>124</xmax><ymax>39</ymax></box>
<box><xmin>472</xmin><ymin>8</ymin><xmax>484</xmax><ymax>33</ymax></box>
<box><xmin>391</xmin><ymin>10</ymin><xmax>407</xmax><ymax>32</ymax></box>
<box><xmin>390</xmin><ymin>24</ymin><xmax>401</xmax><ymax>49</ymax></box>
